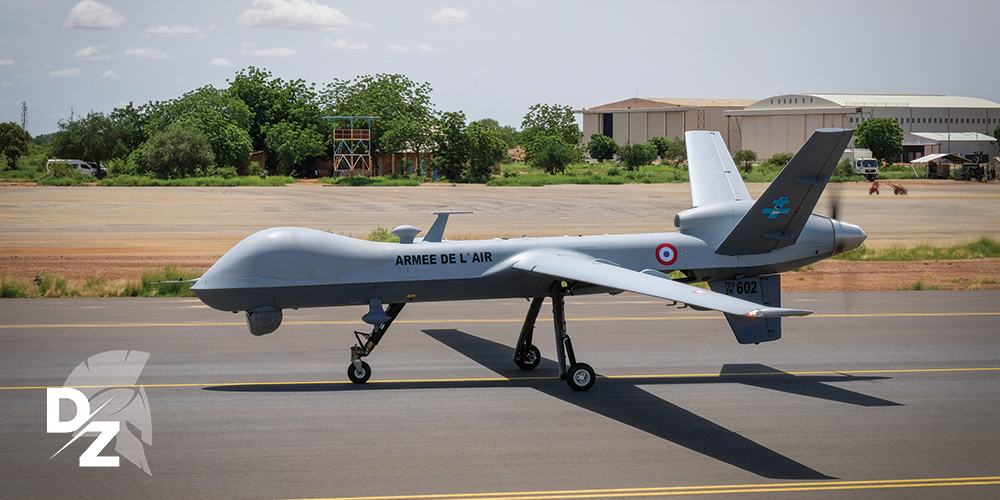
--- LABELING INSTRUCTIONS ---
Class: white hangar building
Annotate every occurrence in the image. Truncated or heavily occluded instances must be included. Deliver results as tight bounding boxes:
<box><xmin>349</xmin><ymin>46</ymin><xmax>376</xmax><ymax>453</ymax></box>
<box><xmin>579</xmin><ymin>94</ymin><xmax>1000</xmax><ymax>161</ymax></box>
<box><xmin>725</xmin><ymin>94</ymin><xmax>1000</xmax><ymax>160</ymax></box>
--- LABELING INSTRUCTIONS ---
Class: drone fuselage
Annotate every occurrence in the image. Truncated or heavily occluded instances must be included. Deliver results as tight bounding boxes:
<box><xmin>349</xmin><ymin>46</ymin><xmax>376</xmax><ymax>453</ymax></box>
<box><xmin>191</xmin><ymin>209</ymin><xmax>855</xmax><ymax>313</ymax></box>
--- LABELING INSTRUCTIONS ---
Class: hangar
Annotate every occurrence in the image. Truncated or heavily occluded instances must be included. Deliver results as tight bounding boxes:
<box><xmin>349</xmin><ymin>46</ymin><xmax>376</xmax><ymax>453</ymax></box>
<box><xmin>576</xmin><ymin>97</ymin><xmax>756</xmax><ymax>147</ymax></box>
<box><xmin>579</xmin><ymin>94</ymin><xmax>1000</xmax><ymax>161</ymax></box>
<box><xmin>725</xmin><ymin>94</ymin><xmax>1000</xmax><ymax>160</ymax></box>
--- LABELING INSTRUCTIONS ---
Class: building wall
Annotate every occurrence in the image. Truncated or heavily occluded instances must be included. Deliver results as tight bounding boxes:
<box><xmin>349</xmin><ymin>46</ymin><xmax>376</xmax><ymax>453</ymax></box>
<box><xmin>580</xmin><ymin>108</ymin><xmax>728</xmax><ymax>148</ymax></box>
<box><xmin>734</xmin><ymin>113</ymin><xmax>850</xmax><ymax>159</ymax></box>
<box><xmin>582</xmin><ymin>113</ymin><xmax>601</xmax><ymax>140</ymax></box>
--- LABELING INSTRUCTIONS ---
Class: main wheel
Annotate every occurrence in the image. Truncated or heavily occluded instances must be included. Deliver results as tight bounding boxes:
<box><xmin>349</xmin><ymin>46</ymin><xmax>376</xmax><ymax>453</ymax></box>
<box><xmin>566</xmin><ymin>363</ymin><xmax>595</xmax><ymax>391</ymax></box>
<box><xmin>514</xmin><ymin>345</ymin><xmax>541</xmax><ymax>370</ymax></box>
<box><xmin>348</xmin><ymin>361</ymin><xmax>372</xmax><ymax>384</ymax></box>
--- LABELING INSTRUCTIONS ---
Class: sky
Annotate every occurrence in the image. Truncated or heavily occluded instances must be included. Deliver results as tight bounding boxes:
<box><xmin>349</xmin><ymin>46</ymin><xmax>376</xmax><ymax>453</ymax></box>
<box><xmin>1</xmin><ymin>0</ymin><xmax>997</xmax><ymax>136</ymax></box>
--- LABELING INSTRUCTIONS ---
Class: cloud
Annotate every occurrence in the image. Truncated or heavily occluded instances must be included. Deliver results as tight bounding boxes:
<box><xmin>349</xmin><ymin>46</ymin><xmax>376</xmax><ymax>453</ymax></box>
<box><xmin>241</xmin><ymin>47</ymin><xmax>296</xmax><ymax>57</ymax></box>
<box><xmin>122</xmin><ymin>47</ymin><xmax>168</xmax><ymax>59</ymax></box>
<box><xmin>74</xmin><ymin>45</ymin><xmax>110</xmax><ymax>60</ymax></box>
<box><xmin>144</xmin><ymin>25</ymin><xmax>202</xmax><ymax>36</ymax></box>
<box><xmin>386</xmin><ymin>45</ymin><xmax>410</xmax><ymax>52</ymax></box>
<box><xmin>63</xmin><ymin>1</ymin><xmax>126</xmax><ymax>29</ymax></box>
<box><xmin>50</xmin><ymin>68</ymin><xmax>83</xmax><ymax>78</ymax></box>
<box><xmin>238</xmin><ymin>0</ymin><xmax>351</xmax><ymax>30</ymax></box>
<box><xmin>428</xmin><ymin>8</ymin><xmax>469</xmax><ymax>22</ymax></box>
<box><xmin>210</xmin><ymin>58</ymin><xmax>233</xmax><ymax>67</ymax></box>
<box><xmin>0</xmin><ymin>59</ymin><xmax>13</xmax><ymax>66</ymax></box>
<box><xmin>100</xmin><ymin>70</ymin><xmax>118</xmax><ymax>79</ymax></box>
<box><xmin>324</xmin><ymin>38</ymin><xmax>367</xmax><ymax>50</ymax></box>
<box><xmin>418</xmin><ymin>44</ymin><xmax>433</xmax><ymax>52</ymax></box>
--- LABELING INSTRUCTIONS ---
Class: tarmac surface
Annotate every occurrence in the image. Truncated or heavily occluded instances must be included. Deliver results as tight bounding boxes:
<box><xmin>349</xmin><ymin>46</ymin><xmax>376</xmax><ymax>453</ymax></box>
<box><xmin>2</xmin><ymin>291</ymin><xmax>999</xmax><ymax>499</ymax></box>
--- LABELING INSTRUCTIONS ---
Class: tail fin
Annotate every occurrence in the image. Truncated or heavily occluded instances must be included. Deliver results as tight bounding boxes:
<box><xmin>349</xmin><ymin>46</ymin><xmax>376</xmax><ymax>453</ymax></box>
<box><xmin>714</xmin><ymin>128</ymin><xmax>854</xmax><ymax>256</ymax></box>
<box><xmin>686</xmin><ymin>131</ymin><xmax>752</xmax><ymax>206</ymax></box>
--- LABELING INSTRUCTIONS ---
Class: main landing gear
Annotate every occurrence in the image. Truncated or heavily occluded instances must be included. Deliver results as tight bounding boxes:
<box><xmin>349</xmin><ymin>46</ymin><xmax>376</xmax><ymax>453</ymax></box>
<box><xmin>513</xmin><ymin>287</ymin><xmax>596</xmax><ymax>391</ymax></box>
<box><xmin>348</xmin><ymin>300</ymin><xmax>405</xmax><ymax>384</ymax></box>
<box><xmin>348</xmin><ymin>286</ymin><xmax>596</xmax><ymax>392</ymax></box>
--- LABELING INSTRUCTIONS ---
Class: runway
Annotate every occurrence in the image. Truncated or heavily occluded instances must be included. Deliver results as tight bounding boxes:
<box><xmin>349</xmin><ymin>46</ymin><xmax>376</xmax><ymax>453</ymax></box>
<box><xmin>2</xmin><ymin>291</ymin><xmax>999</xmax><ymax>499</ymax></box>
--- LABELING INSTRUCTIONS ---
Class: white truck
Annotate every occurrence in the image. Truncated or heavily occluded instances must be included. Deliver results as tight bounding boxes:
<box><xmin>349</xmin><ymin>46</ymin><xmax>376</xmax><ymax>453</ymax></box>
<box><xmin>45</xmin><ymin>159</ymin><xmax>107</xmax><ymax>178</ymax></box>
<box><xmin>841</xmin><ymin>148</ymin><xmax>879</xmax><ymax>181</ymax></box>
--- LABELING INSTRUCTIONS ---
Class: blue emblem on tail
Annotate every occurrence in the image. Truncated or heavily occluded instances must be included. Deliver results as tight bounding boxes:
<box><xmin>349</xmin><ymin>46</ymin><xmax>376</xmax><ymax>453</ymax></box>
<box><xmin>763</xmin><ymin>197</ymin><xmax>790</xmax><ymax>219</ymax></box>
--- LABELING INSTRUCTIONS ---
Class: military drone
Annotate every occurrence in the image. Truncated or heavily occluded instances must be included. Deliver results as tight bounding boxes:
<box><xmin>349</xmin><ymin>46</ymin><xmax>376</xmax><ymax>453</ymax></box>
<box><xmin>192</xmin><ymin>128</ymin><xmax>865</xmax><ymax>391</ymax></box>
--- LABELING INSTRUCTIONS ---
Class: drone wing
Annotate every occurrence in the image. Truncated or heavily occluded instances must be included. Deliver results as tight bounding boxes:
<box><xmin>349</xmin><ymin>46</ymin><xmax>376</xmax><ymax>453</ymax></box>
<box><xmin>512</xmin><ymin>252</ymin><xmax>811</xmax><ymax>319</ymax></box>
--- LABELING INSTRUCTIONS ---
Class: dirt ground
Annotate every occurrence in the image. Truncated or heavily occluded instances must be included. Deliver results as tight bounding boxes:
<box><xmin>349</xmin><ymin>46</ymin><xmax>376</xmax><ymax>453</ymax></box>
<box><xmin>2</xmin><ymin>180</ymin><xmax>999</xmax><ymax>292</ymax></box>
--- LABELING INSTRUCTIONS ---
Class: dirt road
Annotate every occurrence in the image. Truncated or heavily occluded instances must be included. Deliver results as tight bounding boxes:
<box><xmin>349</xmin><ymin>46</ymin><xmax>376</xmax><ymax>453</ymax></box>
<box><xmin>2</xmin><ymin>180</ymin><xmax>998</xmax><ymax>290</ymax></box>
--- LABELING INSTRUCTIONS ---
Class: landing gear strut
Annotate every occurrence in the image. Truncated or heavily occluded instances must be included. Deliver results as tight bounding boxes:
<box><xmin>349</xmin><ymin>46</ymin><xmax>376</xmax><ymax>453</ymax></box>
<box><xmin>513</xmin><ymin>297</ymin><xmax>544</xmax><ymax>370</ymax></box>
<box><xmin>551</xmin><ymin>291</ymin><xmax>595</xmax><ymax>391</ymax></box>
<box><xmin>348</xmin><ymin>302</ymin><xmax>405</xmax><ymax>384</ymax></box>
<box><xmin>514</xmin><ymin>289</ymin><xmax>595</xmax><ymax>391</ymax></box>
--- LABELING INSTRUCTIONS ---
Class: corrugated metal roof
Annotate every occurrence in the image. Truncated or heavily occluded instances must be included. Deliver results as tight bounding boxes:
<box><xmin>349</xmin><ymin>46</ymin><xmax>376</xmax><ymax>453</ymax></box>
<box><xmin>910</xmin><ymin>153</ymin><xmax>970</xmax><ymax>163</ymax></box>
<box><xmin>746</xmin><ymin>94</ymin><xmax>1000</xmax><ymax>110</ymax></box>
<box><xmin>911</xmin><ymin>132</ymin><xmax>998</xmax><ymax>142</ymax></box>
<box><xmin>584</xmin><ymin>97</ymin><xmax>756</xmax><ymax>111</ymax></box>
<box><xmin>807</xmin><ymin>94</ymin><xmax>999</xmax><ymax>108</ymax></box>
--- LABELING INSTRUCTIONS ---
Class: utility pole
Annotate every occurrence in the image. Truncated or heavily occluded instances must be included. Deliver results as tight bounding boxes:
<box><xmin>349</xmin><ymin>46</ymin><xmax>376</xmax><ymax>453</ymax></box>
<box><xmin>20</xmin><ymin>101</ymin><xmax>27</xmax><ymax>131</ymax></box>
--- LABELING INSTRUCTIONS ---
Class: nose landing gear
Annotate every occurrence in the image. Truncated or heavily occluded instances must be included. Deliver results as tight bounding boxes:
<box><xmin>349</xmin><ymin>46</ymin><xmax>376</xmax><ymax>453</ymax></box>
<box><xmin>348</xmin><ymin>300</ymin><xmax>405</xmax><ymax>384</ymax></box>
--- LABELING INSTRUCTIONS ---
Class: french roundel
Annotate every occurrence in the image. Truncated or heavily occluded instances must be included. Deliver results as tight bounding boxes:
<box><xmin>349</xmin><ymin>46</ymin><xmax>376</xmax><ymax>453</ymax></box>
<box><xmin>655</xmin><ymin>243</ymin><xmax>678</xmax><ymax>266</ymax></box>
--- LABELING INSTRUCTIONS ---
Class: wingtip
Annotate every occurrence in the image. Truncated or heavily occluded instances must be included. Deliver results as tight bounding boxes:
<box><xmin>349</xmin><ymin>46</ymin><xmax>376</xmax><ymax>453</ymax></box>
<box><xmin>747</xmin><ymin>307</ymin><xmax>813</xmax><ymax>318</ymax></box>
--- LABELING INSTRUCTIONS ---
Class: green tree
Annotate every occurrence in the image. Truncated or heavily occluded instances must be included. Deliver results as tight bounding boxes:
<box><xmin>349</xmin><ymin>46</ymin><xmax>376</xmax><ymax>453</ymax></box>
<box><xmin>433</xmin><ymin>111</ymin><xmax>470</xmax><ymax>180</ymax></box>
<box><xmin>0</xmin><ymin>122</ymin><xmax>33</xmax><ymax>168</ymax></box>
<box><xmin>618</xmin><ymin>142</ymin><xmax>658</xmax><ymax>169</ymax></box>
<box><xmin>144</xmin><ymin>123</ymin><xmax>215</xmax><ymax>178</ymax></box>
<box><xmin>528</xmin><ymin>135</ymin><xmax>577</xmax><ymax>174</ymax></box>
<box><xmin>109</xmin><ymin>102</ymin><xmax>149</xmax><ymax>153</ymax></box>
<box><xmin>470</xmin><ymin>118</ymin><xmax>518</xmax><ymax>148</ymax></box>
<box><xmin>733</xmin><ymin>149</ymin><xmax>758</xmax><ymax>172</ymax></box>
<box><xmin>227</xmin><ymin>67</ymin><xmax>326</xmax><ymax>171</ymax></box>
<box><xmin>648</xmin><ymin>136</ymin><xmax>668</xmax><ymax>160</ymax></box>
<box><xmin>51</xmin><ymin>112</ymin><xmax>130</xmax><ymax>167</ymax></box>
<box><xmin>263</xmin><ymin>121</ymin><xmax>326</xmax><ymax>175</ymax></box>
<box><xmin>322</xmin><ymin>74</ymin><xmax>438</xmax><ymax>170</ymax></box>
<box><xmin>647</xmin><ymin>136</ymin><xmax>687</xmax><ymax>163</ymax></box>
<box><xmin>145</xmin><ymin>85</ymin><xmax>253</xmax><ymax>169</ymax></box>
<box><xmin>854</xmin><ymin>118</ymin><xmax>903</xmax><ymax>163</ymax></box>
<box><xmin>520</xmin><ymin>103</ymin><xmax>582</xmax><ymax>148</ymax></box>
<box><xmin>587</xmin><ymin>134</ymin><xmax>618</xmax><ymax>162</ymax></box>
<box><xmin>466</xmin><ymin>121</ymin><xmax>507</xmax><ymax>181</ymax></box>
<box><xmin>665</xmin><ymin>136</ymin><xmax>686</xmax><ymax>163</ymax></box>
<box><xmin>993</xmin><ymin>124</ymin><xmax>1000</xmax><ymax>142</ymax></box>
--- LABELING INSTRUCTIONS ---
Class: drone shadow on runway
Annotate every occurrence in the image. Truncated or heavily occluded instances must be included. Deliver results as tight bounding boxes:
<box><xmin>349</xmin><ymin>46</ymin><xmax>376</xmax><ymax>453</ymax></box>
<box><xmin>205</xmin><ymin>328</ymin><xmax>901</xmax><ymax>480</ymax></box>
<box><xmin>419</xmin><ymin>329</ymin><xmax>899</xmax><ymax>481</ymax></box>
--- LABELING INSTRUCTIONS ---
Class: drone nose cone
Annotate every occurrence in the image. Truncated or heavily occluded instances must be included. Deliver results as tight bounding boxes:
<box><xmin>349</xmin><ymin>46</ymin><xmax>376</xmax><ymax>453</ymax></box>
<box><xmin>832</xmin><ymin>220</ymin><xmax>866</xmax><ymax>256</ymax></box>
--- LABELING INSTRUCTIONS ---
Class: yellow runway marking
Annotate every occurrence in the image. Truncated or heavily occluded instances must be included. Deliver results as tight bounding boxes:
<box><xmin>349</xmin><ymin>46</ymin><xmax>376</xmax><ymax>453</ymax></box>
<box><xmin>279</xmin><ymin>476</ymin><xmax>1000</xmax><ymax>499</ymax></box>
<box><xmin>1</xmin><ymin>311</ymin><xmax>998</xmax><ymax>329</ymax></box>
<box><xmin>3</xmin><ymin>366</ymin><xmax>997</xmax><ymax>391</ymax></box>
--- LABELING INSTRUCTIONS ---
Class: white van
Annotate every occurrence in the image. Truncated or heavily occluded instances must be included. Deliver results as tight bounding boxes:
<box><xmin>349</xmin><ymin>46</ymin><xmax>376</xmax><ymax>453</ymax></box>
<box><xmin>45</xmin><ymin>159</ymin><xmax>107</xmax><ymax>178</ymax></box>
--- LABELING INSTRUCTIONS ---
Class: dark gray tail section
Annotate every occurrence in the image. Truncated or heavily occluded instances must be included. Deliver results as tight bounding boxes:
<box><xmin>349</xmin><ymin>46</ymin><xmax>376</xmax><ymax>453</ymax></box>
<box><xmin>715</xmin><ymin>128</ymin><xmax>854</xmax><ymax>256</ymax></box>
<box><xmin>708</xmin><ymin>275</ymin><xmax>783</xmax><ymax>344</ymax></box>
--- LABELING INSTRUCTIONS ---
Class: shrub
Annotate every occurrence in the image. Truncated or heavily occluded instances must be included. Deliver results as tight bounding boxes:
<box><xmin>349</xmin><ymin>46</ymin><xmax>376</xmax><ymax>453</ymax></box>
<box><xmin>367</xmin><ymin>226</ymin><xmax>400</xmax><ymax>243</ymax></box>
<box><xmin>587</xmin><ymin>134</ymin><xmax>618</xmax><ymax>162</ymax></box>
<box><xmin>618</xmin><ymin>142</ymin><xmax>657</xmax><ymax>169</ymax></box>
<box><xmin>247</xmin><ymin>161</ymin><xmax>265</xmax><ymax>177</ymax></box>
<box><xmin>145</xmin><ymin>123</ymin><xmax>215</xmax><ymax>179</ymax></box>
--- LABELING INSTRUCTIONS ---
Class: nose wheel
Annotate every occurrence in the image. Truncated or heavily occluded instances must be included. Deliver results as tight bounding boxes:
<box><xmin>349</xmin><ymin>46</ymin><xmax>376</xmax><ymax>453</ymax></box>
<box><xmin>347</xmin><ymin>302</ymin><xmax>405</xmax><ymax>384</ymax></box>
<box><xmin>348</xmin><ymin>361</ymin><xmax>371</xmax><ymax>384</ymax></box>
